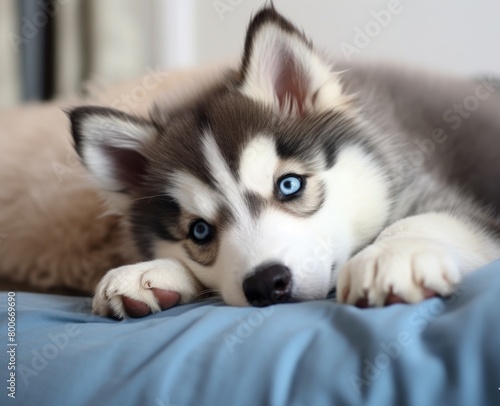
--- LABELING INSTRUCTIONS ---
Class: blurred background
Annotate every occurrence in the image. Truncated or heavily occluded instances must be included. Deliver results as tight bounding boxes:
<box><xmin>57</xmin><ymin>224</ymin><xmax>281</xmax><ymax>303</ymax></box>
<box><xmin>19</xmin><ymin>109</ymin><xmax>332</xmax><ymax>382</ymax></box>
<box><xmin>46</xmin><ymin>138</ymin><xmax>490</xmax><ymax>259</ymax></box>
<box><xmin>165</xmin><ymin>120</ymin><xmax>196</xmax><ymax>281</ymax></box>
<box><xmin>1</xmin><ymin>0</ymin><xmax>499</xmax><ymax>108</ymax></box>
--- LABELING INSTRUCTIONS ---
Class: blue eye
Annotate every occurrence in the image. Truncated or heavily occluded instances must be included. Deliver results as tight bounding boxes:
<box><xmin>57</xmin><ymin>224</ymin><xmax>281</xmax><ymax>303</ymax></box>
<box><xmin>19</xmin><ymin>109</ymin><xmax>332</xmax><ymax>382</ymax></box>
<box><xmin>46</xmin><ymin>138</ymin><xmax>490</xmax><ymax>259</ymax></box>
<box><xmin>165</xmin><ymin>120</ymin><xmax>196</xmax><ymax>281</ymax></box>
<box><xmin>189</xmin><ymin>220</ymin><xmax>214</xmax><ymax>244</ymax></box>
<box><xmin>278</xmin><ymin>175</ymin><xmax>303</xmax><ymax>197</ymax></box>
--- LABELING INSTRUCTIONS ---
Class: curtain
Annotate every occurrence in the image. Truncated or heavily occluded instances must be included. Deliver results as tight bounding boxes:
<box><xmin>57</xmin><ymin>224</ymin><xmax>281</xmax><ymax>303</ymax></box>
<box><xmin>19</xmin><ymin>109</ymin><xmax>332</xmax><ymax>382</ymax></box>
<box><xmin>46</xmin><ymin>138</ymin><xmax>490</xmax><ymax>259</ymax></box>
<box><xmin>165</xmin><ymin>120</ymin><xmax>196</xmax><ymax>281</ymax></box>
<box><xmin>0</xmin><ymin>0</ymin><xmax>21</xmax><ymax>108</ymax></box>
<box><xmin>0</xmin><ymin>0</ymin><xmax>149</xmax><ymax>107</ymax></box>
<box><xmin>56</xmin><ymin>0</ymin><xmax>149</xmax><ymax>100</ymax></box>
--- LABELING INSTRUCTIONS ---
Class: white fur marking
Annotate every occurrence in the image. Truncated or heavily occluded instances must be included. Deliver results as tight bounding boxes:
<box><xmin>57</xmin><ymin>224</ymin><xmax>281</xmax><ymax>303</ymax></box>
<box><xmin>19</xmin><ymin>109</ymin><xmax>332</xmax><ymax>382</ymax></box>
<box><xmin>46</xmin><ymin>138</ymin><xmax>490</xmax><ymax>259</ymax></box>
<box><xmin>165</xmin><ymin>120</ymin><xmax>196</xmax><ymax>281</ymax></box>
<box><xmin>83</xmin><ymin>146</ymin><xmax>121</xmax><ymax>191</ymax></box>
<box><xmin>239</xmin><ymin>135</ymin><xmax>278</xmax><ymax>197</ymax></box>
<box><xmin>202</xmin><ymin>132</ymin><xmax>251</xmax><ymax>226</ymax></box>
<box><xmin>82</xmin><ymin>115</ymin><xmax>152</xmax><ymax>147</ymax></box>
<box><xmin>323</xmin><ymin>146</ymin><xmax>391</xmax><ymax>252</ymax></box>
<box><xmin>169</xmin><ymin>171</ymin><xmax>220</xmax><ymax>221</ymax></box>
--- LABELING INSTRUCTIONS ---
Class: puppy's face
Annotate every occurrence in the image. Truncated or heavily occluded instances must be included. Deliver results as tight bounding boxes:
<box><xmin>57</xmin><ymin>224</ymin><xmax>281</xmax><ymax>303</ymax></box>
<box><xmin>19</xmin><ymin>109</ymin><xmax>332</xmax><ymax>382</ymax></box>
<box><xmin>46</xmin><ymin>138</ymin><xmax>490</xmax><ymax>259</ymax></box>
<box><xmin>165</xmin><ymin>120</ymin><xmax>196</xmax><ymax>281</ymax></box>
<box><xmin>71</xmin><ymin>8</ymin><xmax>391</xmax><ymax>306</ymax></box>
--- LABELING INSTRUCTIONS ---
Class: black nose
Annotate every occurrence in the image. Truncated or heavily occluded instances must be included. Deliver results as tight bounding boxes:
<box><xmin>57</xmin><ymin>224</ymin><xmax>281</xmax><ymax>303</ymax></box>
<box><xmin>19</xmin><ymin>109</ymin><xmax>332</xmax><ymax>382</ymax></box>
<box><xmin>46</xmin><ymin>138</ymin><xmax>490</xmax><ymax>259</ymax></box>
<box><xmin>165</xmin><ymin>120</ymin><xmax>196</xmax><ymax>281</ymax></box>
<box><xmin>243</xmin><ymin>263</ymin><xmax>292</xmax><ymax>306</ymax></box>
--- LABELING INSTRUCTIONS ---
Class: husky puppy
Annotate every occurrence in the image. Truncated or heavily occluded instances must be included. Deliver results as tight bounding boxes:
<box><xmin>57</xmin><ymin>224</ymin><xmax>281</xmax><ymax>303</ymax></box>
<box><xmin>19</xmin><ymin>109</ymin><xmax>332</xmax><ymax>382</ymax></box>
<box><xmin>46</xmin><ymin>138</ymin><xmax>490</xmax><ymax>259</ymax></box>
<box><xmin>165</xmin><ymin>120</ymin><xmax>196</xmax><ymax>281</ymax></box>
<box><xmin>69</xmin><ymin>7</ymin><xmax>500</xmax><ymax>318</ymax></box>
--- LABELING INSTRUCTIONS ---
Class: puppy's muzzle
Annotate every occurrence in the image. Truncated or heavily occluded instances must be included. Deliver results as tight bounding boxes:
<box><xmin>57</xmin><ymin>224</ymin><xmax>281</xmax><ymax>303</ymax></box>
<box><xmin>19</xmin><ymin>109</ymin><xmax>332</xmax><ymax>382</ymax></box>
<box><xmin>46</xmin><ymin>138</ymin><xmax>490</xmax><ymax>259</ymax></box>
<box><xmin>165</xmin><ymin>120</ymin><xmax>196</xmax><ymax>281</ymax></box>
<box><xmin>243</xmin><ymin>263</ymin><xmax>292</xmax><ymax>306</ymax></box>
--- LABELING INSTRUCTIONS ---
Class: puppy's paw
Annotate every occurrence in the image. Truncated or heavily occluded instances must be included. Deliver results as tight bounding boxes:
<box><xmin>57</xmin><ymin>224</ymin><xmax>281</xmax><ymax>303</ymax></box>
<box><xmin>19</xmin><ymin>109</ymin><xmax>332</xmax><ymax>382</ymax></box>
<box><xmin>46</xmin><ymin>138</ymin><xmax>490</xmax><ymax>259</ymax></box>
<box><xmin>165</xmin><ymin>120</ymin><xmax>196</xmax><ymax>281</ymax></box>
<box><xmin>92</xmin><ymin>259</ymin><xmax>201</xmax><ymax>319</ymax></box>
<box><xmin>337</xmin><ymin>237</ymin><xmax>462</xmax><ymax>307</ymax></box>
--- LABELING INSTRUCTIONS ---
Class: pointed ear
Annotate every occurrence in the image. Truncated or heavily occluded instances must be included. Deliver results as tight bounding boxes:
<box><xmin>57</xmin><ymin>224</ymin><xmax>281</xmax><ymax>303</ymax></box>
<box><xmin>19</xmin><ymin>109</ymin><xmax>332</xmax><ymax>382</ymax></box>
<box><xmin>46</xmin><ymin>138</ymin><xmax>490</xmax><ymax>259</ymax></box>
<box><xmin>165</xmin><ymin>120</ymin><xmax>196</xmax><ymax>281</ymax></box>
<box><xmin>69</xmin><ymin>107</ymin><xmax>156</xmax><ymax>192</ymax></box>
<box><xmin>239</xmin><ymin>7</ymin><xmax>348</xmax><ymax>115</ymax></box>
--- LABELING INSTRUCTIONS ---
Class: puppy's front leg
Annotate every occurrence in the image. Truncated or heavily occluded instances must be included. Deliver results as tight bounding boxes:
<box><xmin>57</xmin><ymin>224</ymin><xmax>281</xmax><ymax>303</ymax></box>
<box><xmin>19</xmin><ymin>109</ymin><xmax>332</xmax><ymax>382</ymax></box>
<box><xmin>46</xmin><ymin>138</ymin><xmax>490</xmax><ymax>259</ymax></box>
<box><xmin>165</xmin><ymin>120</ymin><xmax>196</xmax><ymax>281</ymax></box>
<box><xmin>337</xmin><ymin>212</ymin><xmax>500</xmax><ymax>306</ymax></box>
<box><xmin>92</xmin><ymin>259</ymin><xmax>203</xmax><ymax>318</ymax></box>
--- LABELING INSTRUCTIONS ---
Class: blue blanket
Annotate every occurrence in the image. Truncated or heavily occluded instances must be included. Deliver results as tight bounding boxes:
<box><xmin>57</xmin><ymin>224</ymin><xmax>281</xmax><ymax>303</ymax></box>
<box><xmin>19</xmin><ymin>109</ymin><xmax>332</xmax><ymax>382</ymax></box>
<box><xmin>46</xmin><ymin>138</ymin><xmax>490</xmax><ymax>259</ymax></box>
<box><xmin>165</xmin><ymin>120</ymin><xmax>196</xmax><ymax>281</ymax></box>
<box><xmin>1</xmin><ymin>261</ymin><xmax>500</xmax><ymax>406</ymax></box>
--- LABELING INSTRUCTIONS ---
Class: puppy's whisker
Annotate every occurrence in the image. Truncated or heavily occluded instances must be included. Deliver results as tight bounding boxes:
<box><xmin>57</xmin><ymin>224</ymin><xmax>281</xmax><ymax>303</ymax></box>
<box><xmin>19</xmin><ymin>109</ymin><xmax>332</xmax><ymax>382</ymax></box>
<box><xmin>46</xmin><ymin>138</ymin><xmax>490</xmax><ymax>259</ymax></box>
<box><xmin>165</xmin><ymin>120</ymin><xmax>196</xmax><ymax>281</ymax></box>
<box><xmin>129</xmin><ymin>194</ymin><xmax>176</xmax><ymax>205</ymax></box>
<box><xmin>192</xmin><ymin>289</ymin><xmax>222</xmax><ymax>301</ymax></box>
<box><xmin>129</xmin><ymin>194</ymin><xmax>168</xmax><ymax>203</ymax></box>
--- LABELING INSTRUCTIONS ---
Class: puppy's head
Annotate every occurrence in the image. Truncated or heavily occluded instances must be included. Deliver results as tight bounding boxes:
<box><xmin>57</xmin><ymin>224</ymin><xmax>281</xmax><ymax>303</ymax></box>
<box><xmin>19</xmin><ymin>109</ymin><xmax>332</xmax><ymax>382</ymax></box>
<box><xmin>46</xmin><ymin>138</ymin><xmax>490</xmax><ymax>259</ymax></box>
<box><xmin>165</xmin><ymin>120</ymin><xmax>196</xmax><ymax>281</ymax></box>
<box><xmin>70</xmin><ymin>7</ymin><xmax>391</xmax><ymax>306</ymax></box>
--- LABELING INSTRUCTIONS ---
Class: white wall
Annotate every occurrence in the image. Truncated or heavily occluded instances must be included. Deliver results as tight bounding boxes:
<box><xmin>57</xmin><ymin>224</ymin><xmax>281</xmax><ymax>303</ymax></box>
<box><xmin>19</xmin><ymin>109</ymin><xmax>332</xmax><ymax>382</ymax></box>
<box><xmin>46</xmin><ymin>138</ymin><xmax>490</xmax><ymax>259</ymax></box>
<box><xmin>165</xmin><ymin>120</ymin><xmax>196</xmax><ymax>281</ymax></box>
<box><xmin>154</xmin><ymin>0</ymin><xmax>500</xmax><ymax>77</ymax></box>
